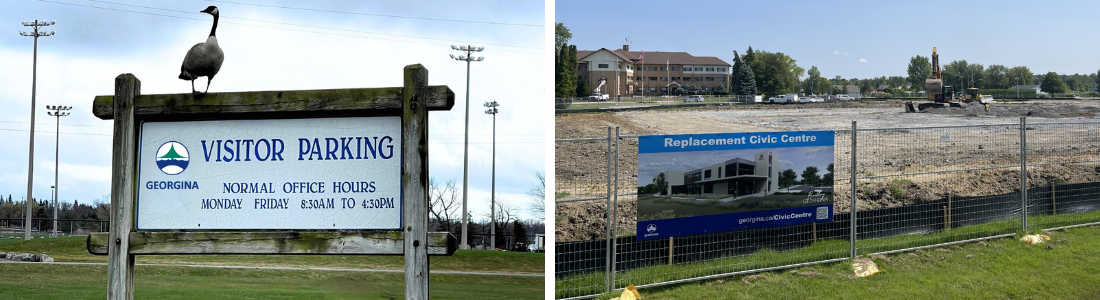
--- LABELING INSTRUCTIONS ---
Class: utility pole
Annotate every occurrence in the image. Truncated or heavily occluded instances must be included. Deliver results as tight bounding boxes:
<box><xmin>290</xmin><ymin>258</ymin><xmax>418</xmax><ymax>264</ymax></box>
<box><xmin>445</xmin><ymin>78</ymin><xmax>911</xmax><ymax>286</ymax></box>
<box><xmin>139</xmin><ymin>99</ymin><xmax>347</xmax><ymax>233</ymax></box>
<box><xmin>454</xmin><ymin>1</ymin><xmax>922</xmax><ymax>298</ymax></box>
<box><xmin>20</xmin><ymin>20</ymin><xmax>56</xmax><ymax>240</ymax></box>
<box><xmin>483</xmin><ymin>101</ymin><xmax>499</xmax><ymax>250</ymax></box>
<box><xmin>450</xmin><ymin>45</ymin><xmax>483</xmax><ymax>250</ymax></box>
<box><xmin>47</xmin><ymin>105</ymin><xmax>71</xmax><ymax>237</ymax></box>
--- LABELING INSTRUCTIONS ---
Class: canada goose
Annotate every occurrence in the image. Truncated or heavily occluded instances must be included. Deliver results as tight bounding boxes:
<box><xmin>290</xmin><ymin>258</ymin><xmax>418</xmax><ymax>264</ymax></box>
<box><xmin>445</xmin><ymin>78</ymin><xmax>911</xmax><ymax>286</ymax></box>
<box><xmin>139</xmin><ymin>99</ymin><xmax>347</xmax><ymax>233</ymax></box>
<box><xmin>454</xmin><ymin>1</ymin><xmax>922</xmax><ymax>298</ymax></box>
<box><xmin>179</xmin><ymin>5</ymin><xmax>224</xmax><ymax>95</ymax></box>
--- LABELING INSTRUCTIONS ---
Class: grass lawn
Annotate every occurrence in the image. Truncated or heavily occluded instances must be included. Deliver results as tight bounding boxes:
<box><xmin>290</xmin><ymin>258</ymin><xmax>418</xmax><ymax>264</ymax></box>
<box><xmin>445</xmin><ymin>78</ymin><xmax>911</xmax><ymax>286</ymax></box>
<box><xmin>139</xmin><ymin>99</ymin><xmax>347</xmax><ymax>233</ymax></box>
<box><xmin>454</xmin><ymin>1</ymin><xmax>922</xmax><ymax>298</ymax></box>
<box><xmin>0</xmin><ymin>262</ymin><xmax>543</xmax><ymax>299</ymax></box>
<box><xmin>0</xmin><ymin>236</ymin><xmax>543</xmax><ymax>274</ymax></box>
<box><xmin>576</xmin><ymin>224</ymin><xmax>1100</xmax><ymax>300</ymax></box>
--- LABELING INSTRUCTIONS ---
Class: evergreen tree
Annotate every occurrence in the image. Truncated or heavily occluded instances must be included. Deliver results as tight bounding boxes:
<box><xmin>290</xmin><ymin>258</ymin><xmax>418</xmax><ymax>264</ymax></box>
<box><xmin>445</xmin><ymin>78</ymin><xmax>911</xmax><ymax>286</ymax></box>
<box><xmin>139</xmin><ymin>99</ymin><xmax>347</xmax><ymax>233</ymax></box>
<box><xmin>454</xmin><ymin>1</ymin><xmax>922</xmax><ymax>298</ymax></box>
<box><xmin>713</xmin><ymin>84</ymin><xmax>726</xmax><ymax>95</ymax></box>
<box><xmin>576</xmin><ymin>80</ymin><xmax>589</xmax><ymax>98</ymax></box>
<box><xmin>731</xmin><ymin>51</ymin><xmax>742</xmax><ymax>94</ymax></box>
<box><xmin>735</xmin><ymin>63</ymin><xmax>757</xmax><ymax>95</ymax></box>
<box><xmin>512</xmin><ymin>220</ymin><xmax>528</xmax><ymax>245</ymax></box>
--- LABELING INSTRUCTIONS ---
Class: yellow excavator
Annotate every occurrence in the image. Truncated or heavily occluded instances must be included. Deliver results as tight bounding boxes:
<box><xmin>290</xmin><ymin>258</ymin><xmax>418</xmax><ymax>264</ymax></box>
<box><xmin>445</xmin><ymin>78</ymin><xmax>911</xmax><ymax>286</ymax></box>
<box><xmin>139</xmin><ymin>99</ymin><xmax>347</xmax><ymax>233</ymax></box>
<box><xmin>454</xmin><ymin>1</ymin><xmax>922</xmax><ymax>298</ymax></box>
<box><xmin>905</xmin><ymin>47</ymin><xmax>993</xmax><ymax>112</ymax></box>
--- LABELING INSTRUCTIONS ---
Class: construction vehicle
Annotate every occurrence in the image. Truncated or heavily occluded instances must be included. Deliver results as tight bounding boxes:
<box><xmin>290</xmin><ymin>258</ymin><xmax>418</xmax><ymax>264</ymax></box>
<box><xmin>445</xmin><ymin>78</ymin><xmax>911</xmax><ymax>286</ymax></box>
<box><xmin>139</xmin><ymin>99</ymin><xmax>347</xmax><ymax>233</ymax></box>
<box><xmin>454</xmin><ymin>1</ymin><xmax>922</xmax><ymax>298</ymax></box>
<box><xmin>905</xmin><ymin>47</ymin><xmax>992</xmax><ymax>112</ymax></box>
<box><xmin>588</xmin><ymin>77</ymin><xmax>609</xmax><ymax>101</ymax></box>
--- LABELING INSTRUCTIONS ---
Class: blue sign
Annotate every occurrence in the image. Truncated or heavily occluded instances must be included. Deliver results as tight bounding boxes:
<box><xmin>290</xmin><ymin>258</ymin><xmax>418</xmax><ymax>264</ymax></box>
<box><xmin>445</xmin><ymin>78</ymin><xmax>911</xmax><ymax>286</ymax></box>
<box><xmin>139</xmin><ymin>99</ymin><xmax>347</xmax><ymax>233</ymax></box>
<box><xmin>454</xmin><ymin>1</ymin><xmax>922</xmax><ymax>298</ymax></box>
<box><xmin>636</xmin><ymin>130</ymin><xmax>835</xmax><ymax>241</ymax></box>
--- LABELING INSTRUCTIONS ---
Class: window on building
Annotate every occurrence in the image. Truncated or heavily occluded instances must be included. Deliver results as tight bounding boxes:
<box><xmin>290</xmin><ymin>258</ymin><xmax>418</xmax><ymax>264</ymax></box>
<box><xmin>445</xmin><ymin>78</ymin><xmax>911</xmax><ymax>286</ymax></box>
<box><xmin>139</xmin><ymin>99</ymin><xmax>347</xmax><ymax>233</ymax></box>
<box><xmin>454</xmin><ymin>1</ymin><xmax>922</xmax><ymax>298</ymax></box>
<box><xmin>627</xmin><ymin>65</ymin><xmax>633</xmax><ymax>70</ymax></box>
<box><xmin>649</xmin><ymin>77</ymin><xmax>657</xmax><ymax>81</ymax></box>
<box><xmin>648</xmin><ymin>67</ymin><xmax>658</xmax><ymax>71</ymax></box>
<box><xmin>706</xmin><ymin>67</ymin><xmax>715</xmax><ymax>72</ymax></box>
<box><xmin>718</xmin><ymin>77</ymin><xmax>726</xmax><ymax>82</ymax></box>
<box><xmin>660</xmin><ymin>77</ymin><xmax>668</xmax><ymax>81</ymax></box>
<box><xmin>695</xmin><ymin>67</ymin><xmax>703</xmax><ymax>71</ymax></box>
<box><xmin>718</xmin><ymin>68</ymin><xmax>726</xmax><ymax>72</ymax></box>
<box><xmin>705</xmin><ymin>87</ymin><xmax>712</xmax><ymax>91</ymax></box>
<box><xmin>636</xmin><ymin>77</ymin><xmax>642</xmax><ymax>80</ymax></box>
<box><xmin>706</xmin><ymin>77</ymin><xmax>715</xmax><ymax>81</ymax></box>
<box><xmin>672</xmin><ymin>77</ymin><xmax>681</xmax><ymax>81</ymax></box>
<box><xmin>683</xmin><ymin>77</ymin><xmax>691</xmax><ymax>81</ymax></box>
<box><xmin>695</xmin><ymin>77</ymin><xmax>703</xmax><ymax>81</ymax></box>
<box><xmin>637</xmin><ymin>88</ymin><xmax>643</xmax><ymax>92</ymax></box>
<box><xmin>598</xmin><ymin>63</ymin><xmax>609</xmax><ymax>68</ymax></box>
<box><xmin>649</xmin><ymin>87</ymin><xmax>657</xmax><ymax>92</ymax></box>
<box><xmin>660</xmin><ymin>87</ymin><xmax>668</xmax><ymax>92</ymax></box>
<box><xmin>578</xmin><ymin>65</ymin><xmax>586</xmax><ymax>71</ymax></box>
<box><xmin>659</xmin><ymin>67</ymin><xmax>667</xmax><ymax>71</ymax></box>
<box><xmin>704</xmin><ymin>170</ymin><xmax>712</xmax><ymax>180</ymax></box>
<box><xmin>671</xmin><ymin>67</ymin><xmax>681</xmax><ymax>71</ymax></box>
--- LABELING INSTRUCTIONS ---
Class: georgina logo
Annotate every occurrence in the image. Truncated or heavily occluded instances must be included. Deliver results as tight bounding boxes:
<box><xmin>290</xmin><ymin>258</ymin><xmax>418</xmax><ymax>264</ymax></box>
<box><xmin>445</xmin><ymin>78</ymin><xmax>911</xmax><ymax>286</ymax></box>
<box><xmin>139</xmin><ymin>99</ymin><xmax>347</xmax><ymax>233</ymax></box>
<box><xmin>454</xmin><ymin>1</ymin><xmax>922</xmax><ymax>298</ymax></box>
<box><xmin>647</xmin><ymin>224</ymin><xmax>657</xmax><ymax>233</ymax></box>
<box><xmin>156</xmin><ymin>141</ymin><xmax>190</xmax><ymax>175</ymax></box>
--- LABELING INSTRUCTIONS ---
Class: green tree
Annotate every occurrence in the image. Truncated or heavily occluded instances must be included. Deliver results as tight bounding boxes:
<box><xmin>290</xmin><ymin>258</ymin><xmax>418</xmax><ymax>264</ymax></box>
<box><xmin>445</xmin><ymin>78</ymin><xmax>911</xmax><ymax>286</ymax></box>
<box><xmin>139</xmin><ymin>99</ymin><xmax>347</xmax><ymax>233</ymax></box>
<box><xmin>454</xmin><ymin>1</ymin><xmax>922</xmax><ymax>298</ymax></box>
<box><xmin>730</xmin><ymin>51</ymin><xmax>742</xmax><ymax>94</ymax></box>
<box><xmin>555</xmin><ymin>45</ymin><xmax>578</xmax><ymax>98</ymax></box>
<box><xmin>1009</xmin><ymin>66</ymin><xmax>1035</xmax><ymax>86</ymax></box>
<box><xmin>576</xmin><ymin>80</ymin><xmax>589</xmax><ymax>98</ymax></box>
<box><xmin>749</xmin><ymin>50</ymin><xmax>804</xmax><ymax>96</ymax></box>
<box><xmin>1096</xmin><ymin>68</ymin><xmax>1100</xmax><ymax>90</ymax></box>
<box><xmin>907</xmin><ymin>55</ymin><xmax>932</xmax><ymax>91</ymax></box>
<box><xmin>713</xmin><ymin>83</ymin><xmax>727</xmax><ymax>95</ymax></box>
<box><xmin>983</xmin><ymin>64</ymin><xmax>1009</xmax><ymax>89</ymax></box>
<box><xmin>734</xmin><ymin>62</ymin><xmax>757</xmax><ymax>95</ymax></box>
<box><xmin>512</xmin><ymin>220</ymin><xmax>527</xmax><ymax>245</ymax></box>
<box><xmin>554</xmin><ymin>22</ymin><xmax>571</xmax><ymax>51</ymax></box>
<box><xmin>1041</xmin><ymin>72</ymin><xmax>1069</xmax><ymax>94</ymax></box>
<box><xmin>822</xmin><ymin>163</ymin><xmax>834</xmax><ymax>186</ymax></box>
<box><xmin>654</xmin><ymin>172</ymin><xmax>669</xmax><ymax>194</ymax></box>
<box><xmin>743</xmin><ymin>46</ymin><xmax>755</xmax><ymax>66</ymax></box>
<box><xmin>803</xmin><ymin>66</ymin><xmax>829</xmax><ymax>95</ymax></box>
<box><xmin>801</xmin><ymin>166</ymin><xmax>821</xmax><ymax>187</ymax></box>
<box><xmin>779</xmin><ymin>169</ymin><xmax>798</xmax><ymax>190</ymax></box>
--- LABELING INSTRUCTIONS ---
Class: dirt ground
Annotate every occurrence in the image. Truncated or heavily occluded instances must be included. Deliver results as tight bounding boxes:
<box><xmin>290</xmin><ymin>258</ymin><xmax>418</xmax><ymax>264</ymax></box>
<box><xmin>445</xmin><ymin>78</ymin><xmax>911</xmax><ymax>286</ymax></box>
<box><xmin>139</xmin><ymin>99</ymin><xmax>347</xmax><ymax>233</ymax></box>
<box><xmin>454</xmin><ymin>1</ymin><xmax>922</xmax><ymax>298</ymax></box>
<box><xmin>556</xmin><ymin>100</ymin><xmax>1100</xmax><ymax>242</ymax></box>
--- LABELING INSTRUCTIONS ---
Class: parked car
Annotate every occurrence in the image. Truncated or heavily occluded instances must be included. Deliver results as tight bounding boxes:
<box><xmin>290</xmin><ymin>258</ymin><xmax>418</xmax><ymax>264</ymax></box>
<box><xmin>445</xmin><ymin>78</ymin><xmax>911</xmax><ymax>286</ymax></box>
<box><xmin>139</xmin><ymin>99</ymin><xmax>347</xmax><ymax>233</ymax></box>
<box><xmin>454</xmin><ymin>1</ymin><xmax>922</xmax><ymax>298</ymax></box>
<box><xmin>767</xmin><ymin>94</ymin><xmax>799</xmax><ymax>103</ymax></box>
<box><xmin>682</xmin><ymin>95</ymin><xmax>704</xmax><ymax>102</ymax></box>
<box><xmin>837</xmin><ymin>95</ymin><xmax>854</xmax><ymax>101</ymax></box>
<box><xmin>799</xmin><ymin>96</ymin><xmax>823</xmax><ymax>103</ymax></box>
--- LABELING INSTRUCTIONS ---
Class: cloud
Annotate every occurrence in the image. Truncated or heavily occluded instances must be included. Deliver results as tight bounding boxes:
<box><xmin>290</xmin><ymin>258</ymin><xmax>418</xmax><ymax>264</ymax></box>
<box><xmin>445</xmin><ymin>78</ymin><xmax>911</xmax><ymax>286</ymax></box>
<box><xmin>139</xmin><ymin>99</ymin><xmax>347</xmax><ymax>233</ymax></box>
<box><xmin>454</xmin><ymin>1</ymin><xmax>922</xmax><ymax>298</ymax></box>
<box><xmin>802</xmin><ymin>146</ymin><xmax>829</xmax><ymax>157</ymax></box>
<box><xmin>859</xmin><ymin>58</ymin><xmax>868</xmax><ymax>63</ymax></box>
<box><xmin>845</xmin><ymin>52</ymin><xmax>850</xmax><ymax>56</ymax></box>
<box><xmin>778</xmin><ymin>159</ymin><xmax>793</xmax><ymax>167</ymax></box>
<box><xmin>833</xmin><ymin>51</ymin><xmax>839</xmax><ymax>55</ymax></box>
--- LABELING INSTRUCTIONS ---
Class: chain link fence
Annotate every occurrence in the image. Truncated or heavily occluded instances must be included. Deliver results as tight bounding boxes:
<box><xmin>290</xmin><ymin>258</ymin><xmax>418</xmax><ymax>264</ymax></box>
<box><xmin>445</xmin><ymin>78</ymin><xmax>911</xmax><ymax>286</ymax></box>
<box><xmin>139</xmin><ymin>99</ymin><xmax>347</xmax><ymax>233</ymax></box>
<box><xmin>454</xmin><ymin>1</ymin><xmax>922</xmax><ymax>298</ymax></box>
<box><xmin>554</xmin><ymin>118</ymin><xmax>1100</xmax><ymax>299</ymax></box>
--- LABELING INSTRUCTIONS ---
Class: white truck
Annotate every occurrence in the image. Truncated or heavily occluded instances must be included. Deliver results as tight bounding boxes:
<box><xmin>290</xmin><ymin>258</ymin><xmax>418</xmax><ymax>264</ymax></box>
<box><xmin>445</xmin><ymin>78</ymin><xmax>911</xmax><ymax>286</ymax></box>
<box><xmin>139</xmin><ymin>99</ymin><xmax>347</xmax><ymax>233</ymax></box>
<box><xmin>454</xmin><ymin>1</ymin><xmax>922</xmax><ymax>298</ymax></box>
<box><xmin>767</xmin><ymin>94</ymin><xmax>799</xmax><ymax>103</ymax></box>
<box><xmin>588</xmin><ymin>77</ymin><xmax>609</xmax><ymax>101</ymax></box>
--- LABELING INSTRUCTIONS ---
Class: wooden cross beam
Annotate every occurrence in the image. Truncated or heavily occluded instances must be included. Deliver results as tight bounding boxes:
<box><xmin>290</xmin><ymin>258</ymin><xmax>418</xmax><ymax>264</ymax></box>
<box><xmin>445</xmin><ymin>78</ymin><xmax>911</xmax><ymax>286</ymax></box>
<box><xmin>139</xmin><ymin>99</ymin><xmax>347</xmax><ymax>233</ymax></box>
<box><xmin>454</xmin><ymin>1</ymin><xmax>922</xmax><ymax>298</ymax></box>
<box><xmin>92</xmin><ymin>85</ymin><xmax>454</xmax><ymax>120</ymax></box>
<box><xmin>87</xmin><ymin>231</ymin><xmax>457</xmax><ymax>255</ymax></box>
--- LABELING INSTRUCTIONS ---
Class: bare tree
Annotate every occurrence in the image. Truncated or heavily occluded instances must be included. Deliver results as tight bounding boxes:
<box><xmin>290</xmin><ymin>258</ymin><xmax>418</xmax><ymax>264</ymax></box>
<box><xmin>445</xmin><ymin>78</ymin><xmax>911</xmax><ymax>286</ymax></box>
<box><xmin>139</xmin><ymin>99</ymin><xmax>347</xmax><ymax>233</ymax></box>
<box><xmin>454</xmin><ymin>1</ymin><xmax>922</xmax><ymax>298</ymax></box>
<box><xmin>487</xmin><ymin>198</ymin><xmax>520</xmax><ymax>249</ymax></box>
<box><xmin>428</xmin><ymin>177</ymin><xmax>460</xmax><ymax>235</ymax></box>
<box><xmin>528</xmin><ymin>171</ymin><xmax>545</xmax><ymax>218</ymax></box>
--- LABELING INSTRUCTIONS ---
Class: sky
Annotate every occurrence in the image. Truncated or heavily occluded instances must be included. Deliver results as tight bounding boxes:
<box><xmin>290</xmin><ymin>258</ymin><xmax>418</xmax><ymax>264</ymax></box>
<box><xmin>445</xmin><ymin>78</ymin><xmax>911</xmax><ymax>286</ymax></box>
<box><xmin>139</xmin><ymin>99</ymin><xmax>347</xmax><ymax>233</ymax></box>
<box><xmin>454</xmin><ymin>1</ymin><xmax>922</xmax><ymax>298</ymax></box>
<box><xmin>557</xmin><ymin>0</ymin><xmax>1100</xmax><ymax>79</ymax></box>
<box><xmin>0</xmin><ymin>0</ymin><xmax>545</xmax><ymax>221</ymax></box>
<box><xmin>638</xmin><ymin>146</ymin><xmax>834</xmax><ymax>187</ymax></box>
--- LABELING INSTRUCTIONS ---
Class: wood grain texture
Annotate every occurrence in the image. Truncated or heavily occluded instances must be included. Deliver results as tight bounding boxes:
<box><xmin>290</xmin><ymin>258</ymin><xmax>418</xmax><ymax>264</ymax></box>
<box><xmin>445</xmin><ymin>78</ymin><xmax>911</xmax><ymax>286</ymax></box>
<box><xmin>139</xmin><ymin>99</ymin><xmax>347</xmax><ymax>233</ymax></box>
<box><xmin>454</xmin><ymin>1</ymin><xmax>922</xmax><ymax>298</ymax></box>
<box><xmin>93</xmin><ymin>86</ymin><xmax>454</xmax><ymax>120</ymax></box>
<box><xmin>402</xmin><ymin>64</ymin><xmax>431</xmax><ymax>300</ymax></box>
<box><xmin>107</xmin><ymin>74</ymin><xmax>139</xmax><ymax>300</ymax></box>
<box><xmin>87</xmin><ymin>231</ymin><xmax>457</xmax><ymax>255</ymax></box>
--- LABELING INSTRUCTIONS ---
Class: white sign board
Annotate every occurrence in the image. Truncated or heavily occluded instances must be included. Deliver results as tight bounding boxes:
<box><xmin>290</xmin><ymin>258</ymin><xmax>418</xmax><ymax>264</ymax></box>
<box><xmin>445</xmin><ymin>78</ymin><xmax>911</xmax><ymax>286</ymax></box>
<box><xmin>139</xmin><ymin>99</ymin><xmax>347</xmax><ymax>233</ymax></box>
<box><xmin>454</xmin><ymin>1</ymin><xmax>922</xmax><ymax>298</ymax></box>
<box><xmin>136</xmin><ymin>117</ymin><xmax>402</xmax><ymax>230</ymax></box>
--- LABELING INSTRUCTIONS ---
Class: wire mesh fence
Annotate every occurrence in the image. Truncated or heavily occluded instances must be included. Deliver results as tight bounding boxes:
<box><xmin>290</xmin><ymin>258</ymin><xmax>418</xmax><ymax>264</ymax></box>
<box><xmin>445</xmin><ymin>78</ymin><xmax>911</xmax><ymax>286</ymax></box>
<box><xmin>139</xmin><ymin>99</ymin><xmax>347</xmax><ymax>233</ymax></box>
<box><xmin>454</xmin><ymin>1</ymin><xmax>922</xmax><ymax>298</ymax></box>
<box><xmin>555</xmin><ymin>118</ymin><xmax>1100</xmax><ymax>299</ymax></box>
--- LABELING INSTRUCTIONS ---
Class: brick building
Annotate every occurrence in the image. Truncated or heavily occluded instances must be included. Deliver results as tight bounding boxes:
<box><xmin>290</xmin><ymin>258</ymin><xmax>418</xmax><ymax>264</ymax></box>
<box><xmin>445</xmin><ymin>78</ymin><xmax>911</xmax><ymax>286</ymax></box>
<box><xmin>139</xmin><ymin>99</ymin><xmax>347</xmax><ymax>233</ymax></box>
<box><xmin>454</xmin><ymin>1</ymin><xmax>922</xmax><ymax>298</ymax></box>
<box><xmin>576</xmin><ymin>45</ymin><xmax>731</xmax><ymax>97</ymax></box>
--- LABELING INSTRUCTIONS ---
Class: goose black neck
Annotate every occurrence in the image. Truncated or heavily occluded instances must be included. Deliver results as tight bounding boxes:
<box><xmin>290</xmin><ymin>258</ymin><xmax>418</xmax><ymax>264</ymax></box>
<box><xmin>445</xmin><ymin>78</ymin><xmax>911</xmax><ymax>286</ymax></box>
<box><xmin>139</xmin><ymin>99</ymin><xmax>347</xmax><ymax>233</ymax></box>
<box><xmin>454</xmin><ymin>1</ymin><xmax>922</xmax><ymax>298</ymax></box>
<box><xmin>209</xmin><ymin>13</ymin><xmax>219</xmax><ymax>37</ymax></box>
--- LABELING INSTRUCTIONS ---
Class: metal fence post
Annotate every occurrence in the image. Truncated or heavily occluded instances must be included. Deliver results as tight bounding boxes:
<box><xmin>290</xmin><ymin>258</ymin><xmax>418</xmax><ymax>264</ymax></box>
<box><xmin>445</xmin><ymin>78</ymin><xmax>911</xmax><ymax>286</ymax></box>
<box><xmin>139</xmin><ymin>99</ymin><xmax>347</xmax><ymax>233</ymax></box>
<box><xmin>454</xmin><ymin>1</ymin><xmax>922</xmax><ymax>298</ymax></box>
<box><xmin>850</xmin><ymin>121</ymin><xmax>858</xmax><ymax>258</ymax></box>
<box><xmin>1020</xmin><ymin>116</ymin><xmax>1028</xmax><ymax>231</ymax></box>
<box><xmin>604</xmin><ymin>126</ymin><xmax>613</xmax><ymax>293</ymax></box>
<box><xmin>611</xmin><ymin>126</ymin><xmax>620</xmax><ymax>289</ymax></box>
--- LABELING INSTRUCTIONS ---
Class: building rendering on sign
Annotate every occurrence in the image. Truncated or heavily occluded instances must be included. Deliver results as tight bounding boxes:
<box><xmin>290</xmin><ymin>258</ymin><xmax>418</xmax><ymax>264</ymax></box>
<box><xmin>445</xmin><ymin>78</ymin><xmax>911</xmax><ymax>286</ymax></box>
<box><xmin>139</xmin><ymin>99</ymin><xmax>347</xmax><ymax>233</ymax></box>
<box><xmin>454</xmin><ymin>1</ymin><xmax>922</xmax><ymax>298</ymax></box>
<box><xmin>660</xmin><ymin>151</ymin><xmax>779</xmax><ymax>197</ymax></box>
<box><xmin>576</xmin><ymin>45</ymin><xmax>731</xmax><ymax>97</ymax></box>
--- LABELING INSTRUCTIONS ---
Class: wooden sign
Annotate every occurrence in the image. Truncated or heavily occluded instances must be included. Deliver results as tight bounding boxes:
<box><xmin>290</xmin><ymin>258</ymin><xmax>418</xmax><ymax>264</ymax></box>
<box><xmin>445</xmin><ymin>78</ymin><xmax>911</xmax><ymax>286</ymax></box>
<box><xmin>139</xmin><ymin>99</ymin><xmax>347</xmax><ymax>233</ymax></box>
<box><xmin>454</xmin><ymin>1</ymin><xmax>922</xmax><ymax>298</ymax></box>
<box><xmin>87</xmin><ymin>64</ymin><xmax>455</xmax><ymax>300</ymax></box>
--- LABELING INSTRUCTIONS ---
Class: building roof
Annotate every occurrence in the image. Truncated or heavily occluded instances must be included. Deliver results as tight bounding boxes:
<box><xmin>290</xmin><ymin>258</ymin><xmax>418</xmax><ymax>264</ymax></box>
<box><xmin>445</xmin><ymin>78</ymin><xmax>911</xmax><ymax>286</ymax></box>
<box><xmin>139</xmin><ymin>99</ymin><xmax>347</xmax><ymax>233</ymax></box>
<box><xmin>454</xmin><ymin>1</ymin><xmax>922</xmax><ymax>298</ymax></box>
<box><xmin>578</xmin><ymin>48</ymin><xmax>730</xmax><ymax>66</ymax></box>
<box><xmin>832</xmin><ymin>85</ymin><xmax>860</xmax><ymax>93</ymax></box>
<box><xmin>1008</xmin><ymin>85</ymin><xmax>1041</xmax><ymax>90</ymax></box>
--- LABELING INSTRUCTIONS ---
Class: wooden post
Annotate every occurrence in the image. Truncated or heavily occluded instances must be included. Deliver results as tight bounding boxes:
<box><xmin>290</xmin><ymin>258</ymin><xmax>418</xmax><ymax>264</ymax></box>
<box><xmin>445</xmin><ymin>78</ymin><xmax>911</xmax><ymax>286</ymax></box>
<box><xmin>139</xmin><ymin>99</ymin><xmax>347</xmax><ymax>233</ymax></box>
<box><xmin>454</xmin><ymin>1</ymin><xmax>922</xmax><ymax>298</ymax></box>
<box><xmin>402</xmin><ymin>64</ymin><xmax>430</xmax><ymax>300</ymax></box>
<box><xmin>107</xmin><ymin>74</ymin><xmax>139</xmax><ymax>300</ymax></box>
<box><xmin>668</xmin><ymin>237</ymin><xmax>674</xmax><ymax>265</ymax></box>
<box><xmin>812</xmin><ymin>222</ymin><xmax>817</xmax><ymax>243</ymax></box>
<box><xmin>1051</xmin><ymin>184</ymin><xmax>1056</xmax><ymax>215</ymax></box>
<box><xmin>946</xmin><ymin>194</ymin><xmax>952</xmax><ymax>230</ymax></box>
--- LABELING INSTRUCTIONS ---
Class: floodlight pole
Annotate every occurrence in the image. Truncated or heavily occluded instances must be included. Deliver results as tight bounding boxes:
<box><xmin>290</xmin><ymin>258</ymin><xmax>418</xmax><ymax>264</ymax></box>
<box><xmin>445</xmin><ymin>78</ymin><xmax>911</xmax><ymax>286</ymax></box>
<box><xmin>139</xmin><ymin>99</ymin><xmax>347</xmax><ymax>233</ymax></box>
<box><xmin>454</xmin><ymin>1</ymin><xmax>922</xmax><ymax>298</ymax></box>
<box><xmin>20</xmin><ymin>19</ymin><xmax>56</xmax><ymax>240</ymax></box>
<box><xmin>450</xmin><ymin>45</ymin><xmax>484</xmax><ymax>250</ymax></box>
<box><xmin>484</xmin><ymin>101</ymin><xmax>499</xmax><ymax>250</ymax></box>
<box><xmin>48</xmin><ymin>105</ymin><xmax>71</xmax><ymax>237</ymax></box>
